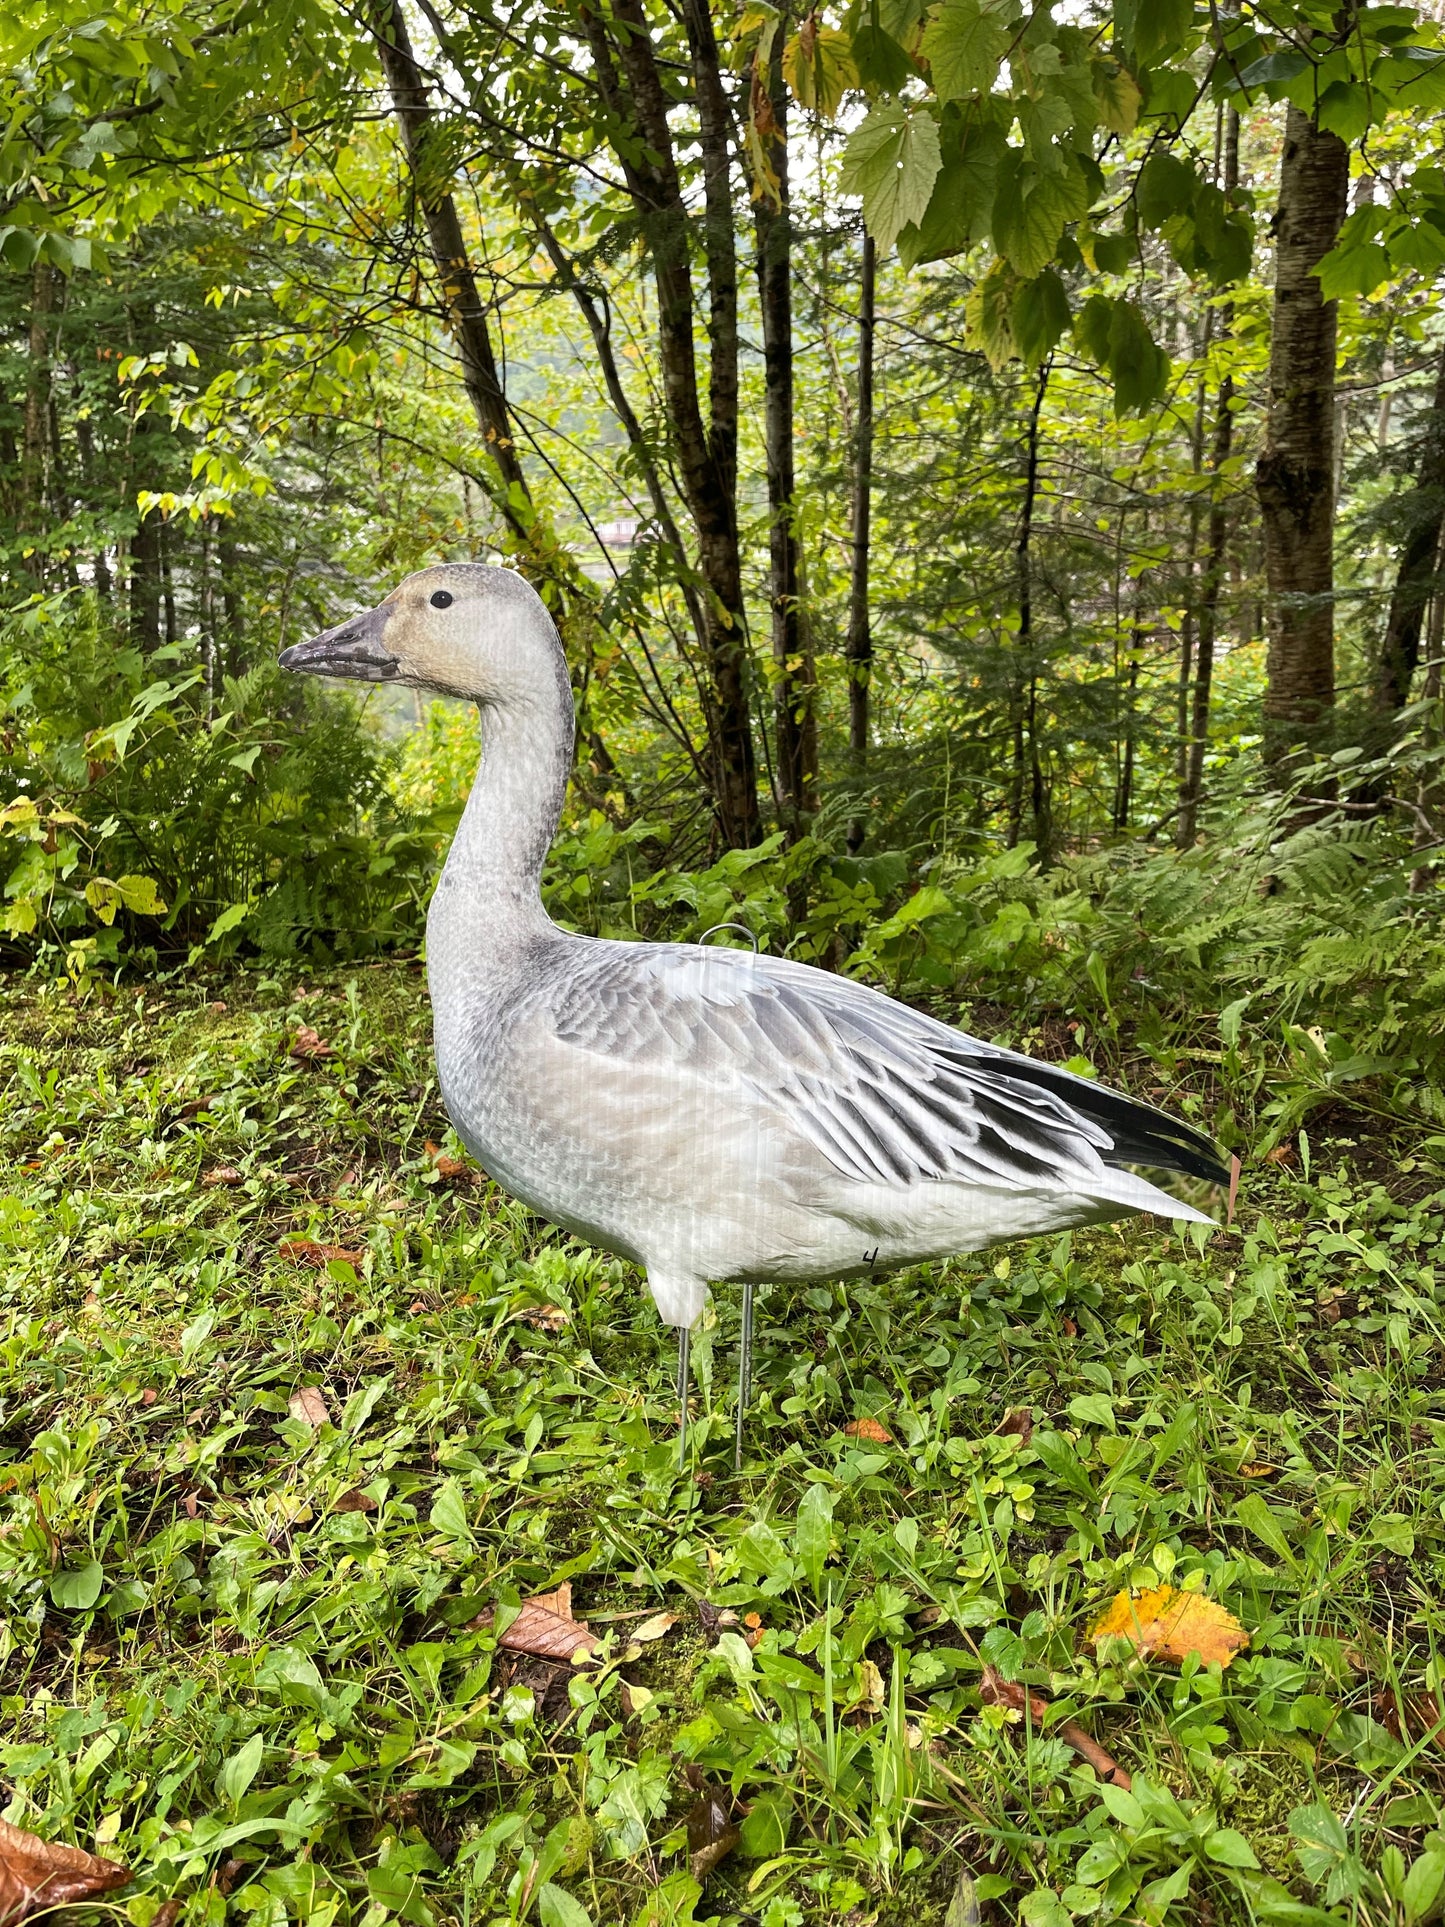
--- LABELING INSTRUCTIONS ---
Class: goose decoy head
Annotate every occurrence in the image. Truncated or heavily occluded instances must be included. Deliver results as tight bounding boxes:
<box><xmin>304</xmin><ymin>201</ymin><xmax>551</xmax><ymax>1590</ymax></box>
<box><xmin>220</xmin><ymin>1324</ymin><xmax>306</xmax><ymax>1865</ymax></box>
<box><xmin>279</xmin><ymin>562</ymin><xmax>554</xmax><ymax>703</ymax></box>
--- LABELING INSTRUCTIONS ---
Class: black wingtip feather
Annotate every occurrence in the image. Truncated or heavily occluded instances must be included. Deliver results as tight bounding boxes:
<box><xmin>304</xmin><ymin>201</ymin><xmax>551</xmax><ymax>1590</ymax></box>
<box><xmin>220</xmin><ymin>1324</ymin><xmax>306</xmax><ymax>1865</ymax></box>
<box><xmin>962</xmin><ymin>1052</ymin><xmax>1230</xmax><ymax>1187</ymax></box>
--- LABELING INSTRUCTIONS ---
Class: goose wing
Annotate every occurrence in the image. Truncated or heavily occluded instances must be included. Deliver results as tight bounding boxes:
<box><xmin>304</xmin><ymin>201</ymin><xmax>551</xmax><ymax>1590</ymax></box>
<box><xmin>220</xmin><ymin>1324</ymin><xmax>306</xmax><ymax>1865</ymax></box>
<box><xmin>540</xmin><ymin>940</ymin><xmax>1226</xmax><ymax>1195</ymax></box>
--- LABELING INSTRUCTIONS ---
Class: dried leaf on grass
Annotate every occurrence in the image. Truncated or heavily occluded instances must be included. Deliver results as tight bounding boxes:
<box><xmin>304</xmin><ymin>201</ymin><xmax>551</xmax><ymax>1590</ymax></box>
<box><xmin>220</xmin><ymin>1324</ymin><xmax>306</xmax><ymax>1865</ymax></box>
<box><xmin>683</xmin><ymin>1769</ymin><xmax>739</xmax><ymax>1883</ymax></box>
<box><xmin>424</xmin><ymin>1140</ymin><xmax>471</xmax><ymax>1181</ymax></box>
<box><xmin>980</xmin><ymin>1664</ymin><xmax>1131</xmax><ymax>1790</ymax></box>
<box><xmin>632</xmin><ymin>1611</ymin><xmax>678</xmax><ymax>1643</ymax></box>
<box><xmin>1088</xmin><ymin>1585</ymin><xmax>1248</xmax><ymax>1671</ymax></box>
<box><xmin>289</xmin><ymin>1025</ymin><xmax>334</xmax><ymax>1061</ymax></box>
<box><xmin>278</xmin><ymin>1237</ymin><xmax>363</xmax><ymax>1268</ymax></box>
<box><xmin>842</xmin><ymin>1416</ymin><xmax>893</xmax><ymax>1443</ymax></box>
<box><xmin>287</xmin><ymin>1386</ymin><xmax>331</xmax><ymax>1429</ymax></box>
<box><xmin>473</xmin><ymin>1582</ymin><xmax>599</xmax><ymax>1663</ymax></box>
<box><xmin>994</xmin><ymin>1407</ymin><xmax>1034</xmax><ymax>1444</ymax></box>
<box><xmin>1380</xmin><ymin>1690</ymin><xmax>1445</xmax><ymax>1751</ymax></box>
<box><xmin>332</xmin><ymin>1488</ymin><xmax>378</xmax><ymax>1515</ymax></box>
<box><xmin>0</xmin><ymin>1817</ymin><xmax>130</xmax><ymax>1923</ymax></box>
<box><xmin>201</xmin><ymin>1166</ymin><xmax>243</xmax><ymax>1188</ymax></box>
<box><xmin>518</xmin><ymin>1303</ymin><xmax>569</xmax><ymax>1333</ymax></box>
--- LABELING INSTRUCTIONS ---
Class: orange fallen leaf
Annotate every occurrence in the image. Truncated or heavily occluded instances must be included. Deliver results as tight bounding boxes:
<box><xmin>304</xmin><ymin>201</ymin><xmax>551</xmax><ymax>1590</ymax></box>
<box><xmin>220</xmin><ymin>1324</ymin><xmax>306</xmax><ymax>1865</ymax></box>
<box><xmin>278</xmin><ymin>1237</ymin><xmax>363</xmax><ymax>1268</ymax></box>
<box><xmin>743</xmin><ymin>1611</ymin><xmax>764</xmax><ymax>1650</ymax></box>
<box><xmin>0</xmin><ymin>1817</ymin><xmax>130</xmax><ymax>1923</ymax></box>
<box><xmin>519</xmin><ymin>1303</ymin><xmax>569</xmax><ymax>1333</ymax></box>
<box><xmin>979</xmin><ymin>1665</ymin><xmax>1131</xmax><ymax>1789</ymax></box>
<box><xmin>1088</xmin><ymin>1585</ymin><xmax>1248</xmax><ymax>1671</ymax></box>
<box><xmin>473</xmin><ymin>1582</ymin><xmax>599</xmax><ymax>1663</ymax></box>
<box><xmin>287</xmin><ymin>1386</ymin><xmax>331</xmax><ymax>1429</ymax></box>
<box><xmin>842</xmin><ymin>1416</ymin><xmax>893</xmax><ymax>1443</ymax></box>
<box><xmin>289</xmin><ymin>1025</ymin><xmax>334</xmax><ymax>1061</ymax></box>
<box><xmin>1239</xmin><ymin>1462</ymin><xmax>1277</xmax><ymax>1480</ymax></box>
<box><xmin>201</xmin><ymin>1166</ymin><xmax>243</xmax><ymax>1188</ymax></box>
<box><xmin>424</xmin><ymin>1140</ymin><xmax>470</xmax><ymax>1180</ymax></box>
<box><xmin>1264</xmin><ymin>1143</ymin><xmax>1296</xmax><ymax>1166</ymax></box>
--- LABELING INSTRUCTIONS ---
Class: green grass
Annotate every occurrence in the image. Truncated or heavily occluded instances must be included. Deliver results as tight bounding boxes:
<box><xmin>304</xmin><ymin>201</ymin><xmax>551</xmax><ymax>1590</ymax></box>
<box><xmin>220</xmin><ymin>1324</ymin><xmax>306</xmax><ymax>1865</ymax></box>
<box><xmin>4</xmin><ymin>963</ymin><xmax>1445</xmax><ymax>1927</ymax></box>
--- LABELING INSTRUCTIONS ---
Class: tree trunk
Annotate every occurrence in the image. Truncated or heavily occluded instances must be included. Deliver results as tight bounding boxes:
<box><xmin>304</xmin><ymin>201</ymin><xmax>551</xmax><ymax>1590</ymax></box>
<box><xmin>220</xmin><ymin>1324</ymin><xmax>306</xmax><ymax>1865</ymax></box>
<box><xmin>1374</xmin><ymin>341</ymin><xmax>1445</xmax><ymax>713</ymax></box>
<box><xmin>1179</xmin><ymin>102</ymin><xmax>1240</xmax><ymax>845</ymax></box>
<box><xmin>130</xmin><ymin>508</ymin><xmax>161</xmax><ymax>651</ymax></box>
<box><xmin>754</xmin><ymin>19</ymin><xmax>816</xmax><ymax>840</ymax></box>
<box><xmin>365</xmin><ymin>0</ymin><xmax>529</xmax><ymax>525</ymax></box>
<box><xmin>219</xmin><ymin>532</ymin><xmax>243</xmax><ymax>678</ymax></box>
<box><xmin>582</xmin><ymin>2</ymin><xmax>760</xmax><ymax>846</ymax></box>
<box><xmin>1255</xmin><ymin>100</ymin><xmax>1349</xmax><ymax>766</ymax></box>
<box><xmin>20</xmin><ymin>261</ymin><xmax>56</xmax><ymax>571</ymax></box>
<box><xmin>1013</xmin><ymin>364</ymin><xmax>1050</xmax><ymax>858</ymax></box>
<box><xmin>845</xmin><ymin>231</ymin><xmax>876</xmax><ymax>858</ymax></box>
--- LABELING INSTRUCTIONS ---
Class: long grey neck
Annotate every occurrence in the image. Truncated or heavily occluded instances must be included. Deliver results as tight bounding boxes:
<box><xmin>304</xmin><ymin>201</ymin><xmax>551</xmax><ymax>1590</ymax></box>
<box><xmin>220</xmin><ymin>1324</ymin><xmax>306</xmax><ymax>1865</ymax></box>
<box><xmin>436</xmin><ymin>674</ymin><xmax>574</xmax><ymax>941</ymax></box>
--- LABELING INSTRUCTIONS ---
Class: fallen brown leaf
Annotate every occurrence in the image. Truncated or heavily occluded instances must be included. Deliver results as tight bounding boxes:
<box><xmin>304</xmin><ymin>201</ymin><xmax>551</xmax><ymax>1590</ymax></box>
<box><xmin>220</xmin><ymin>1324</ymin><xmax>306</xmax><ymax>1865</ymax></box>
<box><xmin>180</xmin><ymin>1492</ymin><xmax>199</xmax><ymax>1520</ymax></box>
<box><xmin>980</xmin><ymin>1664</ymin><xmax>1131</xmax><ymax>1790</ymax></box>
<box><xmin>201</xmin><ymin>1166</ymin><xmax>243</xmax><ymax>1188</ymax></box>
<box><xmin>743</xmin><ymin>1610</ymin><xmax>764</xmax><ymax>1650</ymax></box>
<box><xmin>1088</xmin><ymin>1585</ymin><xmax>1248</xmax><ymax>1671</ymax></box>
<box><xmin>289</xmin><ymin>1025</ymin><xmax>334</xmax><ymax>1061</ymax></box>
<box><xmin>151</xmin><ymin>1899</ymin><xmax>181</xmax><ymax>1927</ymax></box>
<box><xmin>278</xmin><ymin>1237</ymin><xmax>363</xmax><ymax>1268</ymax></box>
<box><xmin>139</xmin><ymin>1388</ymin><xmax>157</xmax><ymax>1407</ymax></box>
<box><xmin>0</xmin><ymin>1817</ymin><xmax>130</xmax><ymax>1923</ymax></box>
<box><xmin>683</xmin><ymin>1769</ymin><xmax>740</xmax><ymax>1883</ymax></box>
<box><xmin>177</xmin><ymin>1096</ymin><xmax>213</xmax><ymax>1120</ymax></box>
<box><xmin>333</xmin><ymin>1488</ymin><xmax>378</xmax><ymax>1514</ymax></box>
<box><xmin>1238</xmin><ymin>1462</ymin><xmax>1278</xmax><ymax>1480</ymax></box>
<box><xmin>1380</xmin><ymin>1689</ymin><xmax>1445</xmax><ymax>1751</ymax></box>
<box><xmin>1060</xmin><ymin>1314</ymin><xmax>1078</xmax><ymax>1337</ymax></box>
<box><xmin>994</xmin><ymin>1407</ymin><xmax>1034</xmax><ymax>1444</ymax></box>
<box><xmin>1264</xmin><ymin>1143</ymin><xmax>1297</xmax><ymax>1166</ymax></box>
<box><xmin>473</xmin><ymin>1582</ymin><xmax>599</xmax><ymax>1663</ymax></box>
<box><xmin>519</xmin><ymin>1303</ymin><xmax>569</xmax><ymax>1333</ymax></box>
<box><xmin>424</xmin><ymin>1140</ymin><xmax>470</xmax><ymax>1181</ymax></box>
<box><xmin>842</xmin><ymin>1416</ymin><xmax>893</xmax><ymax>1444</ymax></box>
<box><xmin>287</xmin><ymin>1386</ymin><xmax>331</xmax><ymax>1429</ymax></box>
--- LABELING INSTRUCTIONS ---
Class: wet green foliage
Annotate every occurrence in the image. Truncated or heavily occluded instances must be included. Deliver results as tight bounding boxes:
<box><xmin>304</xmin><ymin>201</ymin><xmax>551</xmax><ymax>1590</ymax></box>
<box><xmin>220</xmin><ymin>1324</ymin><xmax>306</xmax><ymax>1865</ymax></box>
<box><xmin>3</xmin><ymin>967</ymin><xmax>1445</xmax><ymax>1925</ymax></box>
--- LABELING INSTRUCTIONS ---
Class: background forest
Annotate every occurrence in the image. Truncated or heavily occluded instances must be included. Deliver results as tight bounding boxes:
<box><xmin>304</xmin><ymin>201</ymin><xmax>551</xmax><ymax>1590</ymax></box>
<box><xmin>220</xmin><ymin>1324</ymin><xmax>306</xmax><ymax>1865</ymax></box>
<box><xmin>5</xmin><ymin>1</ymin><xmax>1445</xmax><ymax>1925</ymax></box>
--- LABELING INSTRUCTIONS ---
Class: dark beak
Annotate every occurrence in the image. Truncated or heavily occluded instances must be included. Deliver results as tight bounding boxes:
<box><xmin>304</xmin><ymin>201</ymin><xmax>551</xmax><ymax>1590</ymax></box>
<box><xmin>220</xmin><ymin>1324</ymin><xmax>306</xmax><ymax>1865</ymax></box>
<box><xmin>279</xmin><ymin>605</ymin><xmax>398</xmax><ymax>682</ymax></box>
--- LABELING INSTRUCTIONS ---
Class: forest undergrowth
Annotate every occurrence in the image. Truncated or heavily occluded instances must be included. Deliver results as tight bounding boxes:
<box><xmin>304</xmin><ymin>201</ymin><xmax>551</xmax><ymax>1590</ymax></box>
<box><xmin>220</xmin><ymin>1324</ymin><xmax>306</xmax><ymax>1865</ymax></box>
<box><xmin>3</xmin><ymin>957</ymin><xmax>1444</xmax><ymax>1927</ymax></box>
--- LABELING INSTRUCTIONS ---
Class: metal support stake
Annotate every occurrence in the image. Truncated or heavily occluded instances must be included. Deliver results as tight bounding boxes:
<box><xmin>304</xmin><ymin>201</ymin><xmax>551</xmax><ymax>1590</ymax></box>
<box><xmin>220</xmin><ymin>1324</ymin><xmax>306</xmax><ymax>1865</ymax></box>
<box><xmin>677</xmin><ymin>1325</ymin><xmax>691</xmax><ymax>1473</ymax></box>
<box><xmin>734</xmin><ymin>1281</ymin><xmax>755</xmax><ymax>1473</ymax></box>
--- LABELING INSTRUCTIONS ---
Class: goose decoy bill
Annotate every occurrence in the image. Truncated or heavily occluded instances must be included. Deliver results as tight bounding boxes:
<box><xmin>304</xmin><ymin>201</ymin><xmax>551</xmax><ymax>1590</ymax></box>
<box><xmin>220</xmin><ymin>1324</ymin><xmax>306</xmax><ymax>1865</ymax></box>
<box><xmin>280</xmin><ymin>564</ymin><xmax>1230</xmax><ymax>1472</ymax></box>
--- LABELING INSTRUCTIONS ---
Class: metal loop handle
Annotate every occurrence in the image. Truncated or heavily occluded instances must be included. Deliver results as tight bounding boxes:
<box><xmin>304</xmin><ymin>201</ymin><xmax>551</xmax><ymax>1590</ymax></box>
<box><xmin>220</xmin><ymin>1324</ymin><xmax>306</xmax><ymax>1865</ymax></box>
<box><xmin>697</xmin><ymin>920</ymin><xmax>760</xmax><ymax>953</ymax></box>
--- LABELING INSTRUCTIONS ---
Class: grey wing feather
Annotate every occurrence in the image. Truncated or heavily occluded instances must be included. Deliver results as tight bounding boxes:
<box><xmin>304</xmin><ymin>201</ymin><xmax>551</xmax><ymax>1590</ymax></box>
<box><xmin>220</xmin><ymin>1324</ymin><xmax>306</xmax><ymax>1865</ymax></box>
<box><xmin>540</xmin><ymin>940</ymin><xmax>1194</xmax><ymax>1194</ymax></box>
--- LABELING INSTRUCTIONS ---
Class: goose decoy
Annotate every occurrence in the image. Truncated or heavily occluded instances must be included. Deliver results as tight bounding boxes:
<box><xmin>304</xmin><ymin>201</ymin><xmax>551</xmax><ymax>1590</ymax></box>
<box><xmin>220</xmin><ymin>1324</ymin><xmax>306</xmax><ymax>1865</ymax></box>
<box><xmin>280</xmin><ymin>564</ymin><xmax>1228</xmax><ymax>1469</ymax></box>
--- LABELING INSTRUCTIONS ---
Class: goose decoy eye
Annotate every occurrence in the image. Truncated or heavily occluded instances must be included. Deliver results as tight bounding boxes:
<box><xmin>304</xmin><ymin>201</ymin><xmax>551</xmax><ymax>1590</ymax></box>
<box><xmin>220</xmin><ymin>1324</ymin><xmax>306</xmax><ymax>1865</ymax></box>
<box><xmin>430</xmin><ymin>589</ymin><xmax>453</xmax><ymax>608</ymax></box>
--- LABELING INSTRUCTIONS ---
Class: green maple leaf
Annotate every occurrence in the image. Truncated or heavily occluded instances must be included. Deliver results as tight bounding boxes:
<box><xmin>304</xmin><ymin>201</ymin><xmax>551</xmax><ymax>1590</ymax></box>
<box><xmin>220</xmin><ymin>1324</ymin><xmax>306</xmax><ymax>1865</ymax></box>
<box><xmin>841</xmin><ymin>103</ymin><xmax>944</xmax><ymax>252</ymax></box>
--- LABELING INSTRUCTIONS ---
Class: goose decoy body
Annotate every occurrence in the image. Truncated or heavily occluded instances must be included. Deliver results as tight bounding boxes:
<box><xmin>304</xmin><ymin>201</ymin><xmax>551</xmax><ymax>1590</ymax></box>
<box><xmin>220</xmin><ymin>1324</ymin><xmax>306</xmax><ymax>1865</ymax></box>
<box><xmin>281</xmin><ymin>563</ymin><xmax>1228</xmax><ymax>1467</ymax></box>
